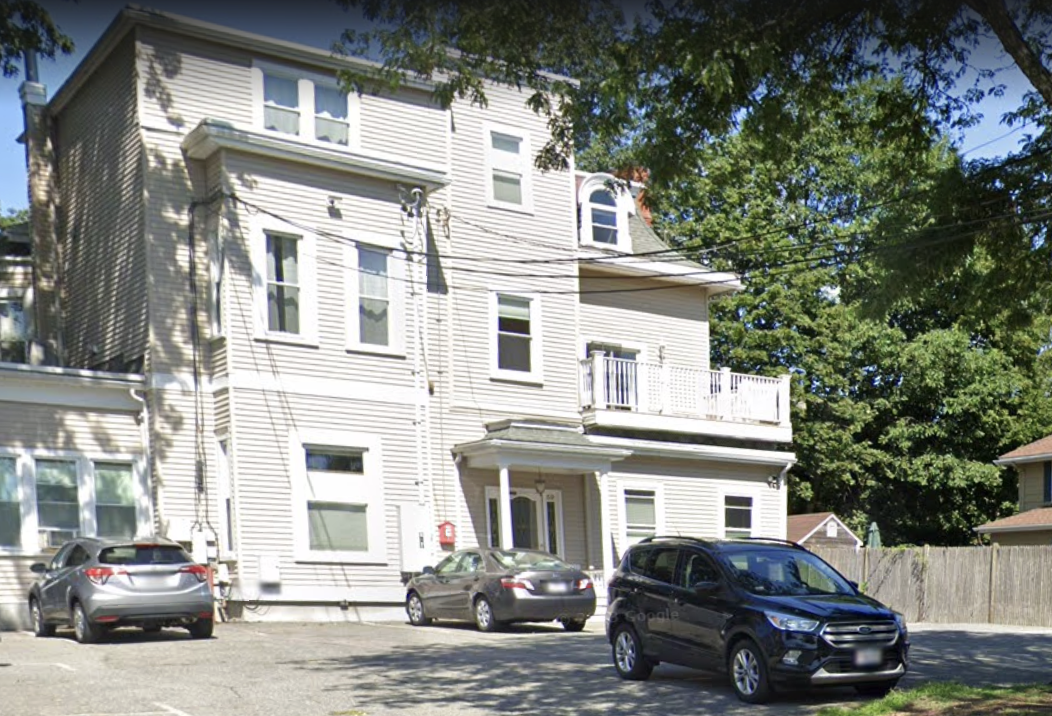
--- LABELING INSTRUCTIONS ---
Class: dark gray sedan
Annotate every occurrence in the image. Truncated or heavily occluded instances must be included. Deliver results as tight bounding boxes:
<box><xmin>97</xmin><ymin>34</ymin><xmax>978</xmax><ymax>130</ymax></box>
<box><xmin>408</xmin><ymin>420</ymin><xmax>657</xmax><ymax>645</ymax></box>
<box><xmin>28</xmin><ymin>536</ymin><xmax>215</xmax><ymax>643</ymax></box>
<box><xmin>405</xmin><ymin>548</ymin><xmax>596</xmax><ymax>632</ymax></box>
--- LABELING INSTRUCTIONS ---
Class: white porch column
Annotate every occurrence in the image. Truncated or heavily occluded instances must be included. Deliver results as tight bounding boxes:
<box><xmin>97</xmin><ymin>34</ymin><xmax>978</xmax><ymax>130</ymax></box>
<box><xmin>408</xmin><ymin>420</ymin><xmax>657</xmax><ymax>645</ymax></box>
<box><xmin>591</xmin><ymin>350</ymin><xmax>607</xmax><ymax>410</ymax></box>
<box><xmin>498</xmin><ymin>463</ymin><xmax>514</xmax><ymax>548</ymax></box>
<box><xmin>597</xmin><ymin>470</ymin><xmax>615</xmax><ymax>581</ymax></box>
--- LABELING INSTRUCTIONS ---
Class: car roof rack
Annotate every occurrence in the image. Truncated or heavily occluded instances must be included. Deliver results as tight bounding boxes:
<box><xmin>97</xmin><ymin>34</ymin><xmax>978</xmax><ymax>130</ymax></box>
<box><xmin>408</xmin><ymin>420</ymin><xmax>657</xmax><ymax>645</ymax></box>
<box><xmin>733</xmin><ymin>536</ymin><xmax>805</xmax><ymax>549</ymax></box>
<box><xmin>637</xmin><ymin>535</ymin><xmax>715</xmax><ymax>547</ymax></box>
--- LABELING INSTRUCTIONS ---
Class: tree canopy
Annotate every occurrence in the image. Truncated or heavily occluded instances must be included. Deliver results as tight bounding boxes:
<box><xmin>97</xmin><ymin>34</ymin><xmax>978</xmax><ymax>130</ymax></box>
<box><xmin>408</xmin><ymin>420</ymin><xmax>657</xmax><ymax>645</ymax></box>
<box><xmin>0</xmin><ymin>1</ymin><xmax>72</xmax><ymax>78</ymax></box>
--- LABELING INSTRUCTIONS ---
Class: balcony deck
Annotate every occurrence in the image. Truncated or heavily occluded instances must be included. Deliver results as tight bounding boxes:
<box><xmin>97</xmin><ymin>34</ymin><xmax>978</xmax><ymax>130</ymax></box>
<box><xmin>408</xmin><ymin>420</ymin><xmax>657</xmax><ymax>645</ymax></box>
<box><xmin>579</xmin><ymin>354</ymin><xmax>792</xmax><ymax>443</ymax></box>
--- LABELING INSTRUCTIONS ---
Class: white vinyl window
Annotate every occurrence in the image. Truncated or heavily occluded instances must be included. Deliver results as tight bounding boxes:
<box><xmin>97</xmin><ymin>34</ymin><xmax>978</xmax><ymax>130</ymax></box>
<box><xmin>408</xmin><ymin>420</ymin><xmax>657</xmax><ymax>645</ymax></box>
<box><xmin>492</xmin><ymin>292</ymin><xmax>542</xmax><ymax>382</ymax></box>
<box><xmin>578</xmin><ymin>174</ymin><xmax>632</xmax><ymax>250</ymax></box>
<box><xmin>346</xmin><ymin>238</ymin><xmax>405</xmax><ymax>355</ymax></box>
<box><xmin>724</xmin><ymin>495</ymin><xmax>754</xmax><ymax>539</ymax></box>
<box><xmin>0</xmin><ymin>451</ymin><xmax>148</xmax><ymax>554</ymax></box>
<box><xmin>624</xmin><ymin>489</ymin><xmax>657</xmax><ymax>545</ymax></box>
<box><xmin>0</xmin><ymin>299</ymin><xmax>27</xmax><ymax>363</ymax></box>
<box><xmin>255</xmin><ymin>62</ymin><xmax>359</xmax><ymax>149</ymax></box>
<box><xmin>291</xmin><ymin>430</ymin><xmax>386</xmax><ymax>563</ymax></box>
<box><xmin>252</xmin><ymin>219</ymin><xmax>317</xmax><ymax>345</ymax></box>
<box><xmin>484</xmin><ymin>124</ymin><xmax>532</xmax><ymax>212</ymax></box>
<box><xmin>358</xmin><ymin>247</ymin><xmax>390</xmax><ymax>347</ymax></box>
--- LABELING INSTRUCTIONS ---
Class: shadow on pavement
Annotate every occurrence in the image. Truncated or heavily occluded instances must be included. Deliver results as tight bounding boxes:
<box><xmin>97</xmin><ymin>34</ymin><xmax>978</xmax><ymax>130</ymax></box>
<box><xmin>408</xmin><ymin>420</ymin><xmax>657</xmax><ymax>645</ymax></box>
<box><xmin>287</xmin><ymin>628</ymin><xmax>869</xmax><ymax>716</ymax></box>
<box><xmin>906</xmin><ymin>629</ymin><xmax>1052</xmax><ymax>687</ymax></box>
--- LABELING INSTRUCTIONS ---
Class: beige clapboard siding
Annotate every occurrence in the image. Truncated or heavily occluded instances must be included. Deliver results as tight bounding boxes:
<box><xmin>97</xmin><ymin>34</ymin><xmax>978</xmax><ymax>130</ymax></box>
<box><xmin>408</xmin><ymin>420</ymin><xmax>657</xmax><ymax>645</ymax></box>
<box><xmin>218</xmin><ymin>153</ymin><xmax>422</xmax><ymax>386</ymax></box>
<box><xmin>228</xmin><ymin>388</ymin><xmax>417</xmax><ymax>587</ymax></box>
<box><xmin>579</xmin><ymin>270</ymin><xmax>711</xmax><ymax>369</ymax></box>
<box><xmin>1018</xmin><ymin>462</ymin><xmax>1047</xmax><ymax>511</ymax></box>
<box><xmin>59</xmin><ymin>36</ymin><xmax>146</xmax><ymax>370</ymax></box>
<box><xmin>148</xmin><ymin>386</ymin><xmax>218</xmax><ymax>531</ymax></box>
<box><xmin>137</xmin><ymin>28</ymin><xmax>448</xmax><ymax>166</ymax></box>
<box><xmin>0</xmin><ymin>403</ymin><xmax>140</xmax><ymax>451</ymax></box>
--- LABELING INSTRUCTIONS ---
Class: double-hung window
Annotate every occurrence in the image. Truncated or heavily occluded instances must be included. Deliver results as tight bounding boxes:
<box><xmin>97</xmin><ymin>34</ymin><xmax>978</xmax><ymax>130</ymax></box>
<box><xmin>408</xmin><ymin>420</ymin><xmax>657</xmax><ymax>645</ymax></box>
<box><xmin>588</xmin><ymin>189</ymin><xmax>619</xmax><ymax>245</ymax></box>
<box><xmin>724</xmin><ymin>495</ymin><xmax>754</xmax><ymax>539</ymax></box>
<box><xmin>0</xmin><ymin>457</ymin><xmax>20</xmax><ymax>547</ymax></box>
<box><xmin>0</xmin><ymin>299</ymin><xmax>27</xmax><ymax>363</ymax></box>
<box><xmin>266</xmin><ymin>232</ymin><xmax>300</xmax><ymax>335</ymax></box>
<box><xmin>624</xmin><ymin>489</ymin><xmax>657</xmax><ymax>546</ymax></box>
<box><xmin>256</xmin><ymin>62</ymin><xmax>357</xmax><ymax>148</ymax></box>
<box><xmin>292</xmin><ymin>430</ymin><xmax>386</xmax><ymax>563</ymax></box>
<box><xmin>358</xmin><ymin>247</ymin><xmax>390</xmax><ymax>346</ymax></box>
<box><xmin>493</xmin><ymin>293</ymin><xmax>541</xmax><ymax>381</ymax></box>
<box><xmin>485</xmin><ymin>124</ymin><xmax>532</xmax><ymax>211</ymax></box>
<box><xmin>36</xmin><ymin>459</ymin><xmax>79</xmax><ymax>539</ymax></box>
<box><xmin>578</xmin><ymin>174</ymin><xmax>630</xmax><ymax>250</ymax></box>
<box><xmin>94</xmin><ymin>463</ymin><xmax>137</xmax><ymax>539</ymax></box>
<box><xmin>346</xmin><ymin>237</ymin><xmax>404</xmax><ymax>355</ymax></box>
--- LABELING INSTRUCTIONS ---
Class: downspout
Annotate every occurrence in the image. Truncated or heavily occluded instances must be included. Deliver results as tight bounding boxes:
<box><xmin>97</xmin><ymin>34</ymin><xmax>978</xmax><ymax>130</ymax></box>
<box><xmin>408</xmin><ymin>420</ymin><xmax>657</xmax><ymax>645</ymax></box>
<box><xmin>129</xmin><ymin>388</ymin><xmax>162</xmax><ymax>535</ymax></box>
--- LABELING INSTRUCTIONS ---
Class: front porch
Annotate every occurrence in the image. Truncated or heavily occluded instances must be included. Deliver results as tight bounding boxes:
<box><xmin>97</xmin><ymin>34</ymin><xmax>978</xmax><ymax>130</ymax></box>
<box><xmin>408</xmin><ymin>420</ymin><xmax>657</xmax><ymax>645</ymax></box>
<box><xmin>579</xmin><ymin>353</ymin><xmax>792</xmax><ymax>442</ymax></box>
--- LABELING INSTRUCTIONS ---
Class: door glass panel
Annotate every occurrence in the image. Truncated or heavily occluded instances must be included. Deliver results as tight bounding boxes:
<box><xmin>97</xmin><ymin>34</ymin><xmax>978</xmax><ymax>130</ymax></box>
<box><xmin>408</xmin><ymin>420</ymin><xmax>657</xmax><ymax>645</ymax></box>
<box><xmin>487</xmin><ymin>497</ymin><xmax>500</xmax><ymax>547</ymax></box>
<box><xmin>546</xmin><ymin>499</ymin><xmax>558</xmax><ymax>555</ymax></box>
<box><xmin>510</xmin><ymin>495</ymin><xmax>536</xmax><ymax>549</ymax></box>
<box><xmin>0</xmin><ymin>457</ymin><xmax>19</xmax><ymax>547</ymax></box>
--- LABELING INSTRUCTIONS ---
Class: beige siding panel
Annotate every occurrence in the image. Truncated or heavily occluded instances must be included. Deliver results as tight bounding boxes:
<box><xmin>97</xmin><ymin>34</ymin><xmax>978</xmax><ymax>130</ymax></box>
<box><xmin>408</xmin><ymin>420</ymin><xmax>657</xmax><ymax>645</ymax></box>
<box><xmin>59</xmin><ymin>36</ymin><xmax>146</xmax><ymax>370</ymax></box>
<box><xmin>229</xmin><ymin>388</ymin><xmax>417</xmax><ymax>593</ymax></box>
<box><xmin>579</xmin><ymin>271</ymin><xmax>710</xmax><ymax>370</ymax></box>
<box><xmin>993</xmin><ymin>530</ymin><xmax>1052</xmax><ymax>546</ymax></box>
<box><xmin>0</xmin><ymin>556</ymin><xmax>39</xmax><ymax>610</ymax></box>
<box><xmin>359</xmin><ymin>89</ymin><xmax>447</xmax><ymax>166</ymax></box>
<box><xmin>0</xmin><ymin>402</ymin><xmax>140</xmax><ymax>451</ymax></box>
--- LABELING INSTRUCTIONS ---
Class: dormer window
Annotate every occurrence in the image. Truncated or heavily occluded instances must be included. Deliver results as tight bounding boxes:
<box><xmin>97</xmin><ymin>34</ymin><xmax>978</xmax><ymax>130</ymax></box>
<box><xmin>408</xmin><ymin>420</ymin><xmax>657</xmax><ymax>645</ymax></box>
<box><xmin>588</xmin><ymin>189</ymin><xmax>618</xmax><ymax>244</ymax></box>
<box><xmin>578</xmin><ymin>173</ymin><xmax>633</xmax><ymax>250</ymax></box>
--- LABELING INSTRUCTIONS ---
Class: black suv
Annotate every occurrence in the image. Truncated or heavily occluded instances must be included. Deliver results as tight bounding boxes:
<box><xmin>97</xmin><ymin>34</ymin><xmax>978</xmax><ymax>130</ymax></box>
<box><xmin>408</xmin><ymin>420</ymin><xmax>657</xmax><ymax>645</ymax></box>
<box><xmin>606</xmin><ymin>536</ymin><xmax>908</xmax><ymax>703</ymax></box>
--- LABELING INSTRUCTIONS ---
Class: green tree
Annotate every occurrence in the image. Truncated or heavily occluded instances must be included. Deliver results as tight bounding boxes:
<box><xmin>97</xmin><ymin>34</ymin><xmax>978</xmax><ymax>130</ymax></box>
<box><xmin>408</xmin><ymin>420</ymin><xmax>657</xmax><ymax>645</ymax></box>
<box><xmin>0</xmin><ymin>1</ymin><xmax>72</xmax><ymax>78</ymax></box>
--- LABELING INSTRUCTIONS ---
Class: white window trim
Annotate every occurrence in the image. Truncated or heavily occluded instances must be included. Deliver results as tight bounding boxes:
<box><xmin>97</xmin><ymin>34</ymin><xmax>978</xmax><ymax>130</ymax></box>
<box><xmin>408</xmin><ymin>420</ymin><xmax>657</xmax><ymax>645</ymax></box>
<box><xmin>214</xmin><ymin>434</ymin><xmax>235</xmax><ymax>561</ymax></box>
<box><xmin>345</xmin><ymin>232</ymin><xmax>406</xmax><ymax>357</ymax></box>
<box><xmin>490</xmin><ymin>291</ymin><xmax>543</xmax><ymax>385</ymax></box>
<box><xmin>0</xmin><ymin>449</ymin><xmax>149</xmax><ymax>556</ymax></box>
<box><xmin>483</xmin><ymin>486</ymin><xmax>565</xmax><ymax>556</ymax></box>
<box><xmin>483</xmin><ymin>122</ymin><xmax>534</xmax><ymax>214</ymax></box>
<box><xmin>616</xmin><ymin>481</ymin><xmax>665</xmax><ymax>553</ymax></box>
<box><xmin>251</xmin><ymin>60</ymin><xmax>361</xmax><ymax>151</ymax></box>
<box><xmin>250</xmin><ymin>215</ymin><xmax>319</xmax><ymax>347</ymax></box>
<box><xmin>289</xmin><ymin>428</ymin><xmax>387</xmax><ymax>564</ymax></box>
<box><xmin>719</xmin><ymin>486</ymin><xmax>759</xmax><ymax>539</ymax></box>
<box><xmin>578</xmin><ymin>173</ymin><xmax>634</xmax><ymax>251</ymax></box>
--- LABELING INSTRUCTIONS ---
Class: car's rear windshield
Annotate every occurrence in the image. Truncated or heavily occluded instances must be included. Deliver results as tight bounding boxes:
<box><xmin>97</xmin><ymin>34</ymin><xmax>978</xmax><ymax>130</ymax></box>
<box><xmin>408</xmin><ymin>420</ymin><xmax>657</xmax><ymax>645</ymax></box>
<box><xmin>98</xmin><ymin>545</ymin><xmax>192</xmax><ymax>566</ymax></box>
<box><xmin>491</xmin><ymin>549</ymin><xmax>573</xmax><ymax>571</ymax></box>
<box><xmin>718</xmin><ymin>546</ymin><xmax>854</xmax><ymax>597</ymax></box>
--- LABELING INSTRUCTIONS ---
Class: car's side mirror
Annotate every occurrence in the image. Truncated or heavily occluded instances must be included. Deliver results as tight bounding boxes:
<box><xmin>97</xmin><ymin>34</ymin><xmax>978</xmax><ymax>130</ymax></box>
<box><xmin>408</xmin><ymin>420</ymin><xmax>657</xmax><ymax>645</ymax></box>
<box><xmin>421</xmin><ymin>566</ymin><xmax>435</xmax><ymax>575</ymax></box>
<box><xmin>29</xmin><ymin>562</ymin><xmax>47</xmax><ymax>575</ymax></box>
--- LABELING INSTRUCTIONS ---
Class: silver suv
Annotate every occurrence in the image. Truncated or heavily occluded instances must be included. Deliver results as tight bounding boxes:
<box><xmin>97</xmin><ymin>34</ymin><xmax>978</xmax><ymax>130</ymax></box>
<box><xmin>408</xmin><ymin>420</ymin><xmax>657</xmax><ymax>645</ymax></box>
<box><xmin>28</xmin><ymin>536</ymin><xmax>215</xmax><ymax>643</ymax></box>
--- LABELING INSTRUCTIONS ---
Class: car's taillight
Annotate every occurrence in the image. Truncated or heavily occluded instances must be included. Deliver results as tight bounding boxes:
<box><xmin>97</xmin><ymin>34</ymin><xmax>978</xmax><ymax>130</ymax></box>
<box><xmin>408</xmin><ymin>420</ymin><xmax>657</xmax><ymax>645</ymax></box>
<box><xmin>180</xmin><ymin>564</ymin><xmax>209</xmax><ymax>583</ymax></box>
<box><xmin>84</xmin><ymin>567</ymin><xmax>126</xmax><ymax>585</ymax></box>
<box><xmin>500</xmin><ymin>577</ymin><xmax>535</xmax><ymax>590</ymax></box>
<box><xmin>575</xmin><ymin>578</ymin><xmax>592</xmax><ymax>591</ymax></box>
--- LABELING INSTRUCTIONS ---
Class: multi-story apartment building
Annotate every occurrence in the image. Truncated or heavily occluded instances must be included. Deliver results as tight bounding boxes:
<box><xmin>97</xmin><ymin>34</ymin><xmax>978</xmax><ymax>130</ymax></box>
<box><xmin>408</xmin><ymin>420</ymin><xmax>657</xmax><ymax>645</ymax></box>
<box><xmin>0</xmin><ymin>7</ymin><xmax>794</xmax><ymax>626</ymax></box>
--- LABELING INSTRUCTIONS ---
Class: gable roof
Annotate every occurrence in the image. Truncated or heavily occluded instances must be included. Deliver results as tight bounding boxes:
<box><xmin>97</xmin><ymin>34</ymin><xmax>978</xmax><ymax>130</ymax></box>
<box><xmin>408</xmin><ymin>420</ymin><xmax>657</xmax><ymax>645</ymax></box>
<box><xmin>995</xmin><ymin>434</ymin><xmax>1052</xmax><ymax>465</ymax></box>
<box><xmin>787</xmin><ymin>512</ymin><xmax>862</xmax><ymax>547</ymax></box>
<box><xmin>975</xmin><ymin>507</ymin><xmax>1052</xmax><ymax>534</ymax></box>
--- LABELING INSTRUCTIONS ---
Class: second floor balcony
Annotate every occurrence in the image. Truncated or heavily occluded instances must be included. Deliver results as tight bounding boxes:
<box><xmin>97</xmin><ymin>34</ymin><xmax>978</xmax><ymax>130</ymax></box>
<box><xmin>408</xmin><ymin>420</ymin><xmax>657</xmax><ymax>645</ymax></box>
<box><xmin>579</xmin><ymin>353</ymin><xmax>792</xmax><ymax>443</ymax></box>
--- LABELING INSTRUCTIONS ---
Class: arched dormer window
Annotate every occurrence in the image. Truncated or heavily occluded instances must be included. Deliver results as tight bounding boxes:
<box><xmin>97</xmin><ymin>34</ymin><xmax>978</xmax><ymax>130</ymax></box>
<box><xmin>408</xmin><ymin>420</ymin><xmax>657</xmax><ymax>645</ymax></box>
<box><xmin>578</xmin><ymin>173</ymin><xmax>633</xmax><ymax>250</ymax></box>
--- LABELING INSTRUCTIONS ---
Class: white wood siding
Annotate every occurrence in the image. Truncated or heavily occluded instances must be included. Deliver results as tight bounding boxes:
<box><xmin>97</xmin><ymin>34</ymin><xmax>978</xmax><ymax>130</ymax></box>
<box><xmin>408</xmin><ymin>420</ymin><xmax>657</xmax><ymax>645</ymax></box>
<box><xmin>59</xmin><ymin>36</ymin><xmax>146</xmax><ymax>370</ymax></box>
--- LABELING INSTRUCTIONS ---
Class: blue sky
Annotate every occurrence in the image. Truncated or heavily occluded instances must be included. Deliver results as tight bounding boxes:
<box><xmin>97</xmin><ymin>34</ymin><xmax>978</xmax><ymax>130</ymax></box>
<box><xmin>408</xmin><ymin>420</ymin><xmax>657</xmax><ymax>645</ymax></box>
<box><xmin>0</xmin><ymin>2</ymin><xmax>1038</xmax><ymax>213</ymax></box>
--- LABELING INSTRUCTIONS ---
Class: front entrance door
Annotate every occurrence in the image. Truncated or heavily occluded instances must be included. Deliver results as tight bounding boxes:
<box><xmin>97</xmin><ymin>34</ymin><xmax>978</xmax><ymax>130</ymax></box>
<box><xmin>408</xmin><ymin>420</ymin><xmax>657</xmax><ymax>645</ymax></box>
<box><xmin>485</xmin><ymin>487</ymin><xmax>564</xmax><ymax>555</ymax></box>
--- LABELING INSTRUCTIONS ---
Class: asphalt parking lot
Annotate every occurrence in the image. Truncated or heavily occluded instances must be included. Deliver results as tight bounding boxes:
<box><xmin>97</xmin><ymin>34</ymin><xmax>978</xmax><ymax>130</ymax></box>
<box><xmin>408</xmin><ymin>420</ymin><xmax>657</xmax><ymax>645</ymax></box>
<box><xmin>2</xmin><ymin>620</ymin><xmax>1051</xmax><ymax>716</ymax></box>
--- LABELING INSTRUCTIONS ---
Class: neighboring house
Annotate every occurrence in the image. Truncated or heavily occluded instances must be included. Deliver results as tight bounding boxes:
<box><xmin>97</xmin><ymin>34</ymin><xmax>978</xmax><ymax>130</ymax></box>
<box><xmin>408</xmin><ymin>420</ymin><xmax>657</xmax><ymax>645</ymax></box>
<box><xmin>0</xmin><ymin>7</ymin><xmax>795</xmax><ymax>626</ymax></box>
<box><xmin>975</xmin><ymin>434</ymin><xmax>1052</xmax><ymax>545</ymax></box>
<box><xmin>787</xmin><ymin>512</ymin><xmax>862</xmax><ymax>550</ymax></box>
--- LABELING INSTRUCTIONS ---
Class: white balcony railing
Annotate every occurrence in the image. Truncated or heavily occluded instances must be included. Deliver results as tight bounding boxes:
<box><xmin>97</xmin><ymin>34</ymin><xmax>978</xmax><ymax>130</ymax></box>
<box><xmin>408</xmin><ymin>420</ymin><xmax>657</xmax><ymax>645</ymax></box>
<box><xmin>579</xmin><ymin>353</ymin><xmax>791</xmax><ymax>427</ymax></box>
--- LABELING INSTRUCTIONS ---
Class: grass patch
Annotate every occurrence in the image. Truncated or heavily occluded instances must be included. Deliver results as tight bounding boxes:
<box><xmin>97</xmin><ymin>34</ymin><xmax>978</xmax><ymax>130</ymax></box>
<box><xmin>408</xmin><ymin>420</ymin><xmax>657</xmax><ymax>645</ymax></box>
<box><xmin>818</xmin><ymin>683</ymin><xmax>1052</xmax><ymax>716</ymax></box>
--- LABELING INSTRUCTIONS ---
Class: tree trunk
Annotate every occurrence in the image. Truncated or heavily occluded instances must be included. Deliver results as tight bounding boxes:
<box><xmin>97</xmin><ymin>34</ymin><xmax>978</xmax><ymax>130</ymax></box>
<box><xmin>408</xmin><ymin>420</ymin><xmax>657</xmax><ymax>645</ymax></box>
<box><xmin>967</xmin><ymin>0</ymin><xmax>1052</xmax><ymax>109</ymax></box>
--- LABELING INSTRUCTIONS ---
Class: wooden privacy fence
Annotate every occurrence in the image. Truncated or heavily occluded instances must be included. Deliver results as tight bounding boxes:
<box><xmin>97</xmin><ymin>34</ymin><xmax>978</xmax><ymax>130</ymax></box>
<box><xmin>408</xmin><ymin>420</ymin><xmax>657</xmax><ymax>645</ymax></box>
<box><xmin>811</xmin><ymin>545</ymin><xmax>1052</xmax><ymax>627</ymax></box>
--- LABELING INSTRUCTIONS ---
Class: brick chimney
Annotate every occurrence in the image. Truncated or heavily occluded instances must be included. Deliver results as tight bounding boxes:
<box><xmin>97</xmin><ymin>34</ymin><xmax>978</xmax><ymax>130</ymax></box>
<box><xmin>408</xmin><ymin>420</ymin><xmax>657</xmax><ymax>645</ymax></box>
<box><xmin>615</xmin><ymin>166</ymin><xmax>654</xmax><ymax>227</ymax></box>
<box><xmin>20</xmin><ymin>51</ymin><xmax>62</xmax><ymax>366</ymax></box>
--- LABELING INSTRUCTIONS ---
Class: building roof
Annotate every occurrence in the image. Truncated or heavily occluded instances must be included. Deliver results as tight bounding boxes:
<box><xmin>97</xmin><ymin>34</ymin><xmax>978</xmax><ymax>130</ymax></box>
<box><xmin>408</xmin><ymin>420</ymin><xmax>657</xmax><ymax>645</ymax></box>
<box><xmin>975</xmin><ymin>507</ymin><xmax>1052</xmax><ymax>534</ymax></box>
<box><xmin>995</xmin><ymin>434</ymin><xmax>1052</xmax><ymax>465</ymax></box>
<box><xmin>787</xmin><ymin>512</ymin><xmax>862</xmax><ymax>546</ymax></box>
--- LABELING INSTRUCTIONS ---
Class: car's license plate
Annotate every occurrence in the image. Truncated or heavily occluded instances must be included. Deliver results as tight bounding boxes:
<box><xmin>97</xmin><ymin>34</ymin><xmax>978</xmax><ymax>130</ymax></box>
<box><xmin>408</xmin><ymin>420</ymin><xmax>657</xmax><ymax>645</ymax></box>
<box><xmin>854</xmin><ymin>648</ymin><xmax>883</xmax><ymax>667</ymax></box>
<box><xmin>547</xmin><ymin>582</ymin><xmax>569</xmax><ymax>593</ymax></box>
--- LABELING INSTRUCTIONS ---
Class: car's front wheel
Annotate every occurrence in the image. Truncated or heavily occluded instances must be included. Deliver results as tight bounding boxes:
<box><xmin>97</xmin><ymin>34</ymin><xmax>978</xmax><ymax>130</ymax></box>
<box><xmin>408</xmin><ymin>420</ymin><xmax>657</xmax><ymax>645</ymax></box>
<box><xmin>611</xmin><ymin>623</ymin><xmax>653</xmax><ymax>680</ymax></box>
<box><xmin>187</xmin><ymin>618</ymin><xmax>214</xmax><ymax>639</ymax></box>
<box><xmin>473</xmin><ymin>596</ymin><xmax>499</xmax><ymax>632</ymax></box>
<box><xmin>729</xmin><ymin>639</ymin><xmax>773</xmax><ymax>704</ymax></box>
<box><xmin>72</xmin><ymin>602</ymin><xmax>100</xmax><ymax>644</ymax></box>
<box><xmin>406</xmin><ymin>592</ymin><xmax>431</xmax><ymax>626</ymax></box>
<box><xmin>29</xmin><ymin>599</ymin><xmax>53</xmax><ymax>638</ymax></box>
<box><xmin>855</xmin><ymin>679</ymin><xmax>899</xmax><ymax>697</ymax></box>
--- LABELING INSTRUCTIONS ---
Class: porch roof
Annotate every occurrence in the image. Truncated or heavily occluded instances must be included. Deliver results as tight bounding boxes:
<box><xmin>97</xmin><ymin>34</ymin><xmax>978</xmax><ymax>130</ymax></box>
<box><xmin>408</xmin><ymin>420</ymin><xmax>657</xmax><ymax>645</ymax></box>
<box><xmin>975</xmin><ymin>507</ymin><xmax>1052</xmax><ymax>534</ymax></box>
<box><xmin>454</xmin><ymin>420</ymin><xmax>632</xmax><ymax>472</ymax></box>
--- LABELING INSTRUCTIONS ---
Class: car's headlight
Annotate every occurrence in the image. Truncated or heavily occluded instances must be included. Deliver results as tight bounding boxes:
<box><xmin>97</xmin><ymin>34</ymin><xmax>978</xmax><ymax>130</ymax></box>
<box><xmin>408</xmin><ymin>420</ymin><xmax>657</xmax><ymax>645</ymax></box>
<box><xmin>893</xmin><ymin>611</ymin><xmax>909</xmax><ymax>637</ymax></box>
<box><xmin>765</xmin><ymin>611</ymin><xmax>820</xmax><ymax>633</ymax></box>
